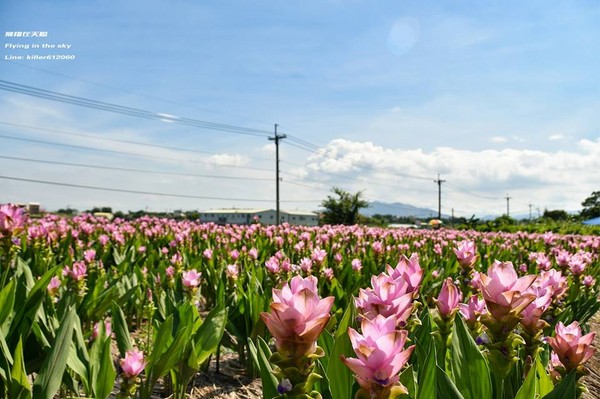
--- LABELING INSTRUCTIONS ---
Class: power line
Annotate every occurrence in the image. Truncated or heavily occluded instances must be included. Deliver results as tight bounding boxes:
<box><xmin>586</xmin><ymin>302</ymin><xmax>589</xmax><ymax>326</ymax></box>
<box><xmin>0</xmin><ymin>134</ymin><xmax>273</xmax><ymax>173</ymax></box>
<box><xmin>445</xmin><ymin>182</ymin><xmax>501</xmax><ymax>200</ymax></box>
<box><xmin>0</xmin><ymin>80</ymin><xmax>272</xmax><ymax>137</ymax></box>
<box><xmin>4</xmin><ymin>61</ymin><xmax>276</xmax><ymax>127</ymax></box>
<box><xmin>0</xmin><ymin>155</ymin><xmax>273</xmax><ymax>181</ymax></box>
<box><xmin>0</xmin><ymin>175</ymin><xmax>320</xmax><ymax>203</ymax></box>
<box><xmin>0</xmin><ymin>121</ymin><xmax>230</xmax><ymax>157</ymax></box>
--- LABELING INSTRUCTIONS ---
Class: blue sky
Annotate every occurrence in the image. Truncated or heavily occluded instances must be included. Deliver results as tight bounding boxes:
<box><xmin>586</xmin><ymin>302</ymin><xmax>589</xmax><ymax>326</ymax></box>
<box><xmin>1</xmin><ymin>1</ymin><xmax>598</xmax><ymax>217</ymax></box>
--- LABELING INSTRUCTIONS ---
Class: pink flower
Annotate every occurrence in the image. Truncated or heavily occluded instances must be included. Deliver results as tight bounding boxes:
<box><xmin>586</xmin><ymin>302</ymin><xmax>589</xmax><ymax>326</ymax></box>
<box><xmin>63</xmin><ymin>261</ymin><xmax>87</xmax><ymax>281</ymax></box>
<box><xmin>583</xmin><ymin>275</ymin><xmax>596</xmax><ymax>287</ymax></box>
<box><xmin>165</xmin><ymin>266</ymin><xmax>175</xmax><ymax>278</ymax></box>
<box><xmin>248</xmin><ymin>247</ymin><xmax>258</xmax><ymax>260</ymax></box>
<box><xmin>265</xmin><ymin>256</ymin><xmax>280</xmax><ymax>274</ymax></box>
<box><xmin>299</xmin><ymin>257</ymin><xmax>313</xmax><ymax>272</ymax></box>
<box><xmin>260</xmin><ymin>276</ymin><xmax>334</xmax><ymax>357</ymax></box>
<box><xmin>520</xmin><ymin>286</ymin><xmax>553</xmax><ymax>332</ymax></box>
<box><xmin>435</xmin><ymin>278</ymin><xmax>462</xmax><ymax>319</ymax></box>
<box><xmin>0</xmin><ymin>203</ymin><xmax>26</xmax><ymax>237</ymax></box>
<box><xmin>536</xmin><ymin>269</ymin><xmax>568</xmax><ymax>299</ymax></box>
<box><xmin>342</xmin><ymin>315</ymin><xmax>414</xmax><ymax>394</ymax></box>
<box><xmin>547</xmin><ymin>321</ymin><xmax>596</xmax><ymax>371</ymax></box>
<box><xmin>355</xmin><ymin>273</ymin><xmax>414</xmax><ymax>326</ymax></box>
<box><xmin>83</xmin><ymin>249</ymin><xmax>96</xmax><ymax>263</ymax></box>
<box><xmin>47</xmin><ymin>276</ymin><xmax>61</xmax><ymax>294</ymax></box>
<box><xmin>386</xmin><ymin>253</ymin><xmax>423</xmax><ymax>294</ymax></box>
<box><xmin>182</xmin><ymin>269</ymin><xmax>201</xmax><ymax>288</ymax></box>
<box><xmin>453</xmin><ymin>240</ymin><xmax>478</xmax><ymax>269</ymax></box>
<box><xmin>351</xmin><ymin>258</ymin><xmax>362</xmax><ymax>272</ymax></box>
<box><xmin>92</xmin><ymin>320</ymin><xmax>112</xmax><ymax>340</ymax></box>
<box><xmin>459</xmin><ymin>295</ymin><xmax>487</xmax><ymax>324</ymax></box>
<box><xmin>202</xmin><ymin>248</ymin><xmax>213</xmax><ymax>260</ymax></box>
<box><xmin>311</xmin><ymin>248</ymin><xmax>327</xmax><ymax>264</ymax></box>
<box><xmin>120</xmin><ymin>350</ymin><xmax>146</xmax><ymax>379</ymax></box>
<box><xmin>323</xmin><ymin>267</ymin><xmax>334</xmax><ymax>281</ymax></box>
<box><xmin>226</xmin><ymin>264</ymin><xmax>238</xmax><ymax>280</ymax></box>
<box><xmin>478</xmin><ymin>260</ymin><xmax>536</xmax><ymax>321</ymax></box>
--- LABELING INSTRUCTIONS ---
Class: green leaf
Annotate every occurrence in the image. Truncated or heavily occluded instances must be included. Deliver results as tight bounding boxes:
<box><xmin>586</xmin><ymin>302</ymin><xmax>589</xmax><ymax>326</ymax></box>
<box><xmin>10</xmin><ymin>266</ymin><xmax>60</xmax><ymax>343</ymax></box>
<box><xmin>542</xmin><ymin>369</ymin><xmax>576</xmax><ymax>399</ymax></box>
<box><xmin>536</xmin><ymin>356</ymin><xmax>553</xmax><ymax>396</ymax></box>
<box><xmin>67</xmin><ymin>344</ymin><xmax>89</xmax><ymax>394</ymax></box>
<box><xmin>148</xmin><ymin>315</ymin><xmax>174</xmax><ymax>365</ymax></box>
<box><xmin>417</xmin><ymin>343</ymin><xmax>436</xmax><ymax>399</ymax></box>
<box><xmin>111</xmin><ymin>302</ymin><xmax>133</xmax><ymax>357</ymax></box>
<box><xmin>194</xmin><ymin>304</ymin><xmax>228</xmax><ymax>366</ymax></box>
<box><xmin>247</xmin><ymin>337</ymin><xmax>278</xmax><ymax>399</ymax></box>
<box><xmin>32</xmin><ymin>306</ymin><xmax>76</xmax><ymax>399</ymax></box>
<box><xmin>9</xmin><ymin>337</ymin><xmax>32</xmax><ymax>399</ymax></box>
<box><xmin>327</xmin><ymin>303</ymin><xmax>356</xmax><ymax>399</ymax></box>
<box><xmin>436</xmin><ymin>365</ymin><xmax>465</xmax><ymax>399</ymax></box>
<box><xmin>399</xmin><ymin>365</ymin><xmax>417</xmax><ymax>398</ymax></box>
<box><xmin>450</xmin><ymin>316</ymin><xmax>492</xmax><ymax>399</ymax></box>
<box><xmin>93</xmin><ymin>338</ymin><xmax>116</xmax><ymax>399</ymax></box>
<box><xmin>0</xmin><ymin>278</ymin><xmax>16</xmax><ymax>329</ymax></box>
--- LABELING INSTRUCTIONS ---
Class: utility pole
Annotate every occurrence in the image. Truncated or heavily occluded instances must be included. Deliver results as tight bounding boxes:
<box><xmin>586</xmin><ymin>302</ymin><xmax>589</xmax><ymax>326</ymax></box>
<box><xmin>505</xmin><ymin>193</ymin><xmax>511</xmax><ymax>217</ymax></box>
<box><xmin>268</xmin><ymin>124</ymin><xmax>286</xmax><ymax>225</ymax></box>
<box><xmin>528</xmin><ymin>203</ymin><xmax>533</xmax><ymax>221</ymax></box>
<box><xmin>433</xmin><ymin>174</ymin><xmax>446</xmax><ymax>219</ymax></box>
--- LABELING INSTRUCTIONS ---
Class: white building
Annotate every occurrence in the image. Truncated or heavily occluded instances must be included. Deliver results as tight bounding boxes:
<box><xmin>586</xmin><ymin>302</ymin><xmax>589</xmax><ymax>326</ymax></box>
<box><xmin>199</xmin><ymin>208</ymin><xmax>319</xmax><ymax>226</ymax></box>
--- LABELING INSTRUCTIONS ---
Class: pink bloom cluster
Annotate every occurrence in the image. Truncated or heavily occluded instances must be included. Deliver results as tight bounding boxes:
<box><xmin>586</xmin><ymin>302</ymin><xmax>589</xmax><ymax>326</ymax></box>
<box><xmin>260</xmin><ymin>275</ymin><xmax>334</xmax><ymax>357</ymax></box>
<box><xmin>548</xmin><ymin>321</ymin><xmax>596</xmax><ymax>371</ymax></box>
<box><xmin>342</xmin><ymin>315</ymin><xmax>414</xmax><ymax>395</ymax></box>
<box><xmin>355</xmin><ymin>254</ymin><xmax>422</xmax><ymax>327</ymax></box>
<box><xmin>453</xmin><ymin>240</ymin><xmax>478</xmax><ymax>269</ymax></box>
<box><xmin>0</xmin><ymin>203</ymin><xmax>27</xmax><ymax>237</ymax></box>
<box><xmin>478</xmin><ymin>260</ymin><xmax>536</xmax><ymax>322</ymax></box>
<box><xmin>120</xmin><ymin>350</ymin><xmax>146</xmax><ymax>379</ymax></box>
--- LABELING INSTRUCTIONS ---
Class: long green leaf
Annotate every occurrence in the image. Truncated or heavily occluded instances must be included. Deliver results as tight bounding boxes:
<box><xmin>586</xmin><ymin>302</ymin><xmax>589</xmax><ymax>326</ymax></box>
<box><xmin>436</xmin><ymin>365</ymin><xmax>465</xmax><ymax>399</ymax></box>
<box><xmin>9</xmin><ymin>337</ymin><xmax>32</xmax><ymax>399</ymax></box>
<box><xmin>93</xmin><ymin>338</ymin><xmax>116</xmax><ymax>399</ymax></box>
<box><xmin>194</xmin><ymin>304</ymin><xmax>228</xmax><ymax>366</ymax></box>
<box><xmin>32</xmin><ymin>307</ymin><xmax>76</xmax><ymax>399</ymax></box>
<box><xmin>418</xmin><ymin>343</ymin><xmax>437</xmax><ymax>399</ymax></box>
<box><xmin>327</xmin><ymin>303</ymin><xmax>356</xmax><ymax>399</ymax></box>
<box><xmin>0</xmin><ymin>278</ymin><xmax>16</xmax><ymax>329</ymax></box>
<box><xmin>536</xmin><ymin>356</ymin><xmax>553</xmax><ymax>396</ymax></box>
<box><xmin>450</xmin><ymin>316</ymin><xmax>492</xmax><ymax>399</ymax></box>
<box><xmin>111</xmin><ymin>302</ymin><xmax>132</xmax><ymax>357</ymax></box>
<box><xmin>542</xmin><ymin>370</ymin><xmax>576</xmax><ymax>399</ymax></box>
<box><xmin>247</xmin><ymin>337</ymin><xmax>278</xmax><ymax>399</ymax></box>
<box><xmin>10</xmin><ymin>266</ymin><xmax>60</xmax><ymax>343</ymax></box>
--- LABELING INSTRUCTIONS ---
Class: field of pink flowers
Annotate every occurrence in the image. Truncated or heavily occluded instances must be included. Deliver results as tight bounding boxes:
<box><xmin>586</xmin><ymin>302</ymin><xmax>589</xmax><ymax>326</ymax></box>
<box><xmin>0</xmin><ymin>203</ymin><xmax>598</xmax><ymax>399</ymax></box>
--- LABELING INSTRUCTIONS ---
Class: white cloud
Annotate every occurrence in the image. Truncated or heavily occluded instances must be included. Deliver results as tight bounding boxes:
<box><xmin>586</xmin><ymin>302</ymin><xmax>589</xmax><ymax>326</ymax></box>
<box><xmin>207</xmin><ymin>153</ymin><xmax>248</xmax><ymax>167</ymax></box>
<box><xmin>490</xmin><ymin>136</ymin><xmax>507</xmax><ymax>143</ymax></box>
<box><xmin>548</xmin><ymin>134</ymin><xmax>565</xmax><ymax>141</ymax></box>
<box><xmin>297</xmin><ymin>138</ymin><xmax>600</xmax><ymax>216</ymax></box>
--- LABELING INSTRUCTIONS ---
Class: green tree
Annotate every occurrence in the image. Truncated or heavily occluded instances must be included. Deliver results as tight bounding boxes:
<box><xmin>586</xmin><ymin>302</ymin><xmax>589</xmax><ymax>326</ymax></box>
<box><xmin>580</xmin><ymin>191</ymin><xmax>600</xmax><ymax>220</ymax></box>
<box><xmin>320</xmin><ymin>187</ymin><xmax>369</xmax><ymax>225</ymax></box>
<box><xmin>543</xmin><ymin>209</ymin><xmax>569</xmax><ymax>221</ymax></box>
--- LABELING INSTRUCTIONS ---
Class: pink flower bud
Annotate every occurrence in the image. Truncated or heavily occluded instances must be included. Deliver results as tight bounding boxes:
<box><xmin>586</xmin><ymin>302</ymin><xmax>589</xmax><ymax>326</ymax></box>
<box><xmin>547</xmin><ymin>321</ymin><xmax>596</xmax><ymax>371</ymax></box>
<box><xmin>260</xmin><ymin>276</ymin><xmax>334</xmax><ymax>357</ymax></box>
<box><xmin>120</xmin><ymin>350</ymin><xmax>146</xmax><ymax>379</ymax></box>
<box><xmin>436</xmin><ymin>278</ymin><xmax>462</xmax><ymax>319</ymax></box>
<box><xmin>182</xmin><ymin>269</ymin><xmax>201</xmax><ymax>288</ymax></box>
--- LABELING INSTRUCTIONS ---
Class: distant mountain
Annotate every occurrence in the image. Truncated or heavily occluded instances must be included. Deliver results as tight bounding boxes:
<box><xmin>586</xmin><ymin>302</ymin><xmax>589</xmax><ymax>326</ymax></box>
<box><xmin>363</xmin><ymin>201</ymin><xmax>448</xmax><ymax>219</ymax></box>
